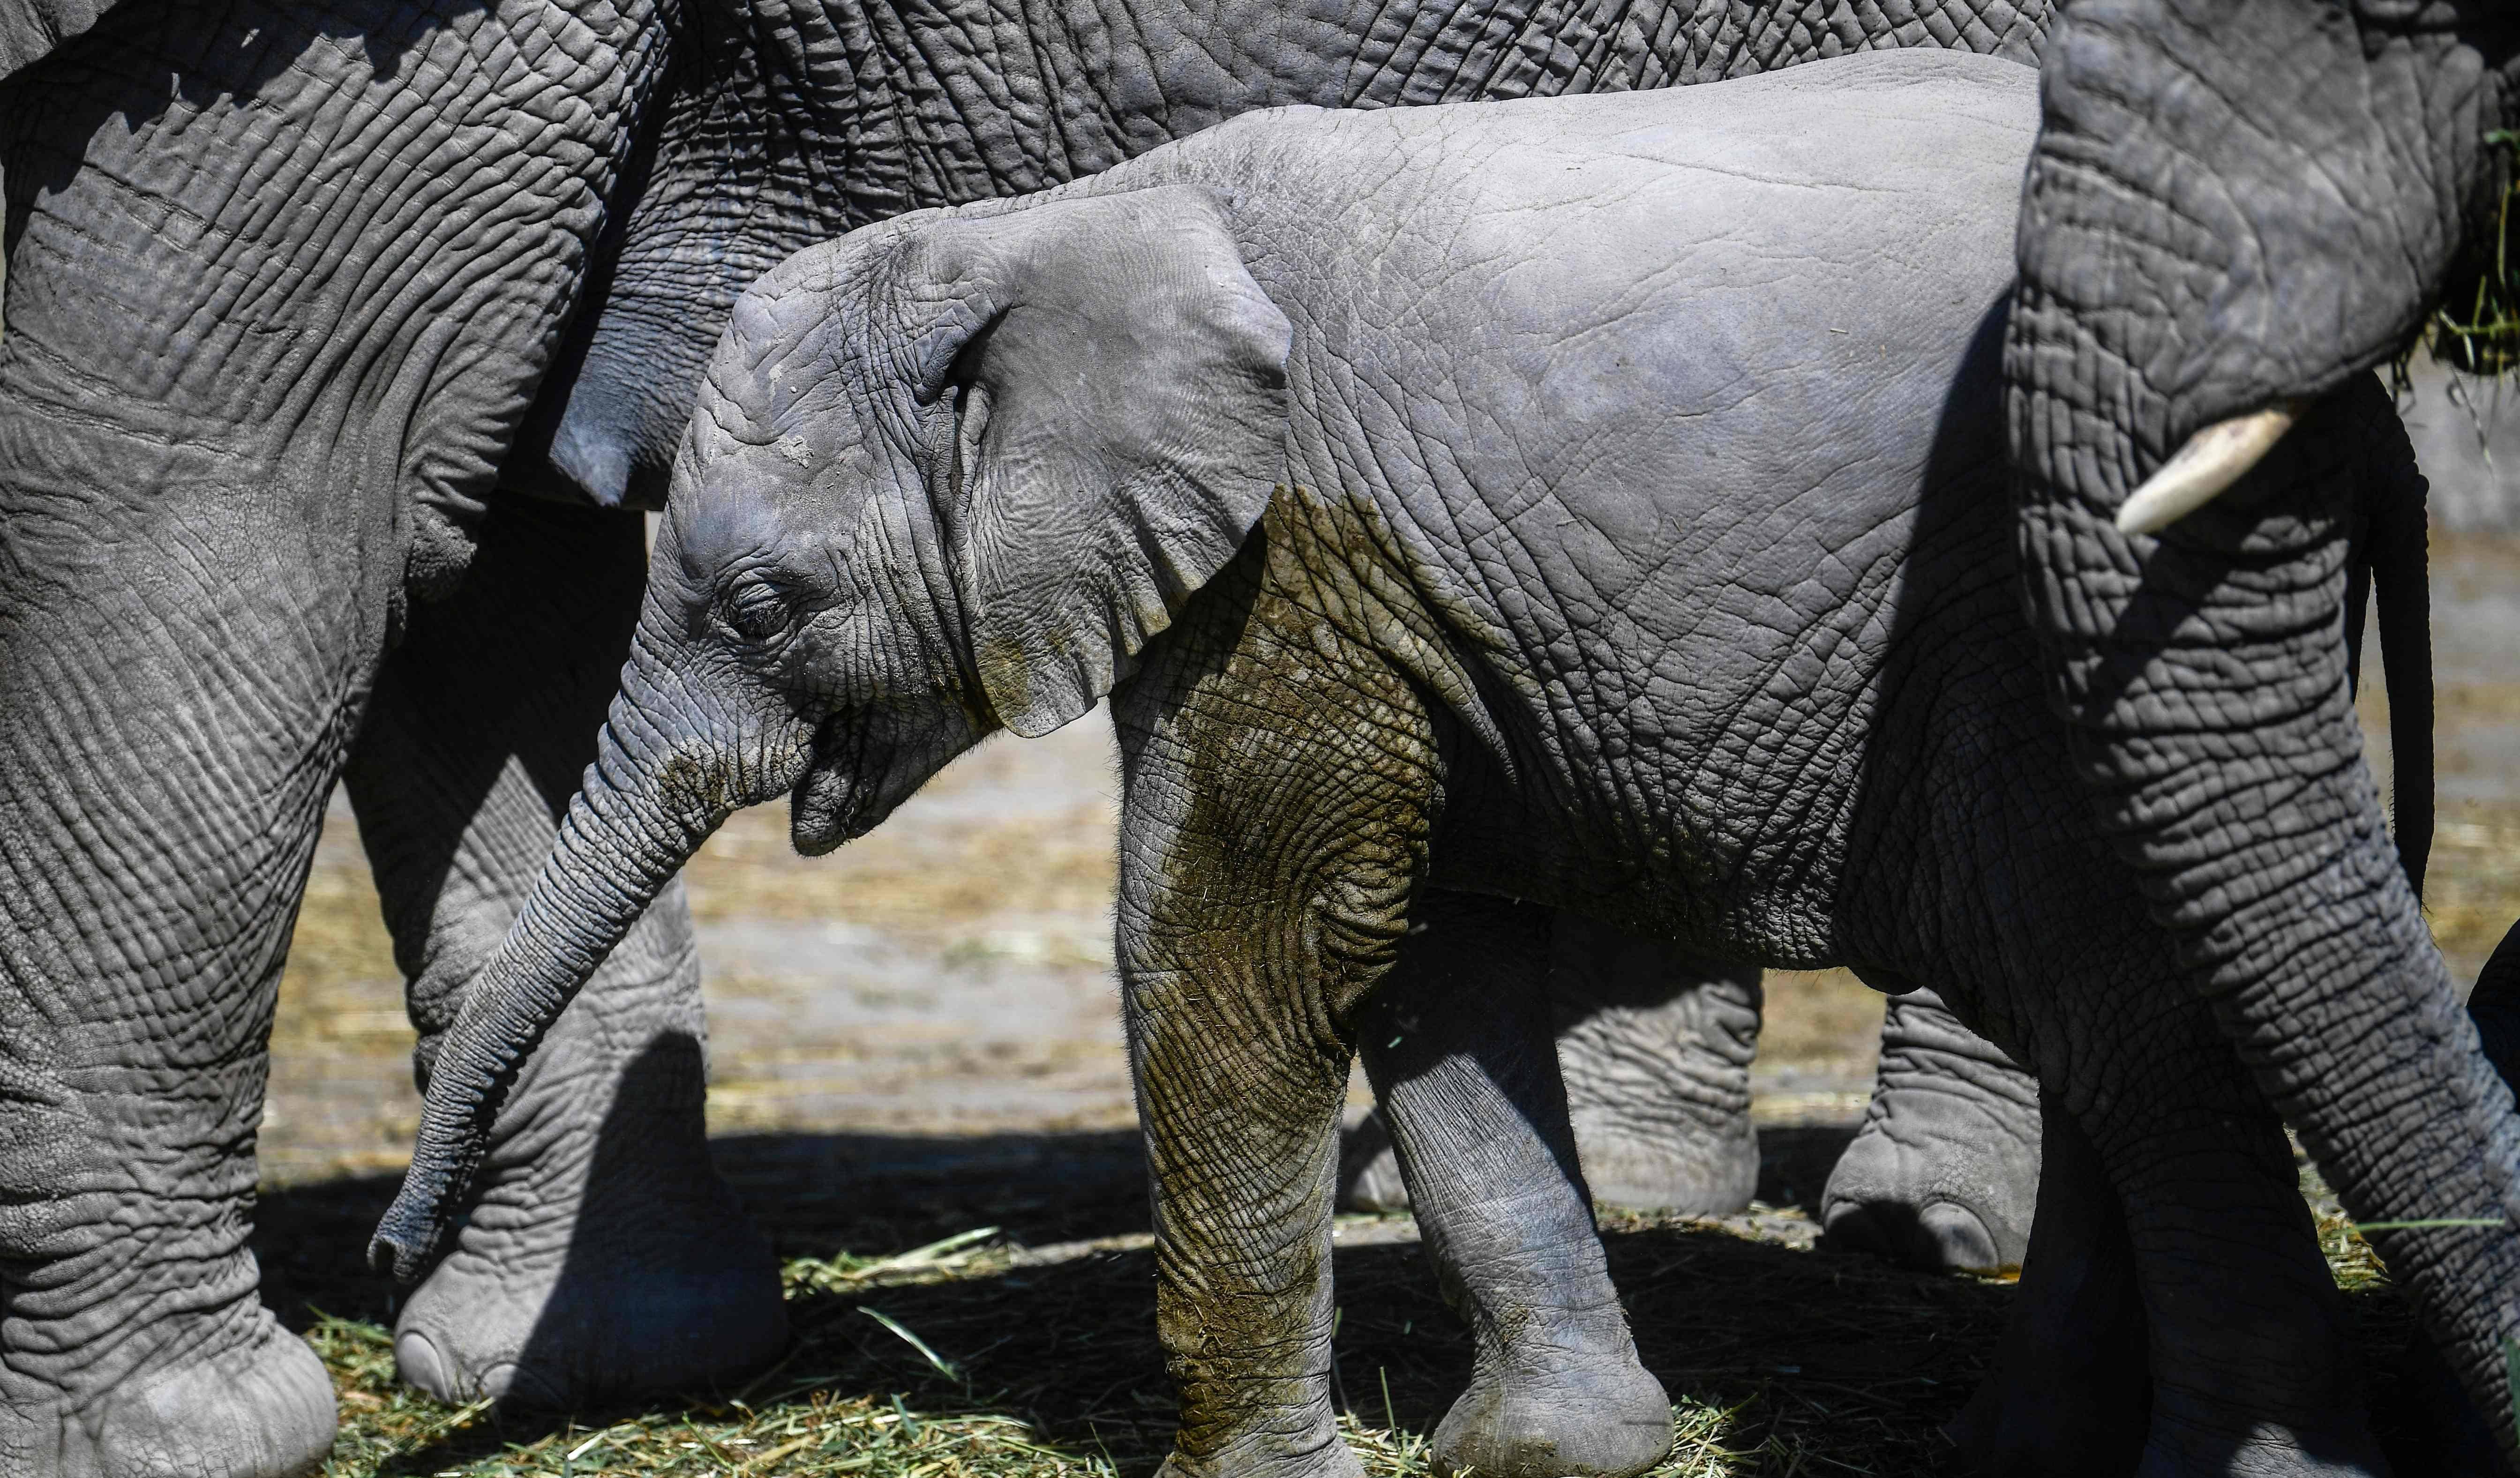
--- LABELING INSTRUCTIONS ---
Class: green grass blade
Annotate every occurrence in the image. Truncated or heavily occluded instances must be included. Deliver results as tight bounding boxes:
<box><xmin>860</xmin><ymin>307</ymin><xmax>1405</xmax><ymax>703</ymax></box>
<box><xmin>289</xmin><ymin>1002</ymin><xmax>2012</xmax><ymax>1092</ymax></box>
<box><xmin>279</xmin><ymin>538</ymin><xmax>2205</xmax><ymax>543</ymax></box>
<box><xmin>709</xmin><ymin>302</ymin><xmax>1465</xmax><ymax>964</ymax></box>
<box><xmin>861</xmin><ymin>1307</ymin><xmax>964</xmax><ymax>1384</ymax></box>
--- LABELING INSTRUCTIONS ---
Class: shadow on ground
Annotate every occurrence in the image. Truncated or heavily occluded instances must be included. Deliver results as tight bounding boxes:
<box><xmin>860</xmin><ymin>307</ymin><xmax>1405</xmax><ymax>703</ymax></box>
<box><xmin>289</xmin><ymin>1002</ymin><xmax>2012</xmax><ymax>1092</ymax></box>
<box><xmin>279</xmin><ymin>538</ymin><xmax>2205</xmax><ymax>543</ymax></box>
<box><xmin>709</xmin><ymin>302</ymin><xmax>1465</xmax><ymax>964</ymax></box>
<box><xmin>253</xmin><ymin>1122</ymin><xmax>2085</xmax><ymax>1475</ymax></box>
<box><xmin>257</xmin><ymin>1120</ymin><xmax>2431</xmax><ymax>1476</ymax></box>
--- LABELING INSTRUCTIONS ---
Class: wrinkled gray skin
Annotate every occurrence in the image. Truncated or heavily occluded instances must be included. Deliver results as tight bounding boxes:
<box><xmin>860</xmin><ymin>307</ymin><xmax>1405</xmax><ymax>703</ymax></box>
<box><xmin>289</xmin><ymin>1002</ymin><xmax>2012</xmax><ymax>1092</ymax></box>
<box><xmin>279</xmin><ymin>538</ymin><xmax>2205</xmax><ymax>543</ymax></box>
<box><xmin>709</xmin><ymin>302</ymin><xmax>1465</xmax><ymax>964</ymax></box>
<box><xmin>382</xmin><ymin>53</ymin><xmax>2439</xmax><ymax>1477</ymax></box>
<box><xmin>2005</xmin><ymin>0</ymin><xmax>2520</xmax><ymax>1471</ymax></box>
<box><xmin>1340</xmin><ymin>960</ymin><xmax>2044</xmax><ymax>1271</ymax></box>
<box><xmin>1341</xmin><ymin>932</ymin><xmax>1774</xmax><ymax>1219</ymax></box>
<box><xmin>0</xmin><ymin>4</ymin><xmax>2061</xmax><ymax>1473</ymax></box>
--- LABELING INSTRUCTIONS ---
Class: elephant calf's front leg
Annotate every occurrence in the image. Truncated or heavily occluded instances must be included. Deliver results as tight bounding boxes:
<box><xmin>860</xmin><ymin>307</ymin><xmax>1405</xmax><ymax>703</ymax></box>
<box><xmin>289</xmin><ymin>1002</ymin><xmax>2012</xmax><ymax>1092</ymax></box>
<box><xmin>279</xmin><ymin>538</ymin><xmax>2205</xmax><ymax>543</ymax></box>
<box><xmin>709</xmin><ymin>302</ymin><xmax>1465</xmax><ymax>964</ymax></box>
<box><xmin>1129</xmin><ymin>962</ymin><xmax>1357</xmax><ymax>1478</ymax></box>
<box><xmin>1115</xmin><ymin>603</ymin><xmax>1446</xmax><ymax>1478</ymax></box>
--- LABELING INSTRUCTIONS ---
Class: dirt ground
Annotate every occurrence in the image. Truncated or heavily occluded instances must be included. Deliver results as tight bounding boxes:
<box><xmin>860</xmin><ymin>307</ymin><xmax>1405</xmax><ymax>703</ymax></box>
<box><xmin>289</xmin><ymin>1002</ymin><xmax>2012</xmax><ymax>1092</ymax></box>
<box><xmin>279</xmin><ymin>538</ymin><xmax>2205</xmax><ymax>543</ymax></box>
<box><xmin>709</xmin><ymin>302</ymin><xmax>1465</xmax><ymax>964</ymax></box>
<box><xmin>252</xmin><ymin>531</ymin><xmax>2520</xmax><ymax>1476</ymax></box>
<box><xmin>262</xmin><ymin>709</ymin><xmax>1889</xmax><ymax>1189</ymax></box>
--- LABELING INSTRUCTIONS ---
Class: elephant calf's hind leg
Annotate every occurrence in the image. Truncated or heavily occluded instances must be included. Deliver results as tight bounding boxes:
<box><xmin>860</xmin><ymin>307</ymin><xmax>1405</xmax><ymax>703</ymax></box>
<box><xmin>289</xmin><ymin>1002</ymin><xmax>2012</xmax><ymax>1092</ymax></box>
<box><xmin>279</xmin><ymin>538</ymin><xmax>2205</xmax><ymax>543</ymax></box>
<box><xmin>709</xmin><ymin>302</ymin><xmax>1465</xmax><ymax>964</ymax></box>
<box><xmin>1360</xmin><ymin>892</ymin><xmax>1672</xmax><ymax>1478</ymax></box>
<box><xmin>1339</xmin><ymin>922</ymin><xmax>1760</xmax><ymax>1218</ymax></box>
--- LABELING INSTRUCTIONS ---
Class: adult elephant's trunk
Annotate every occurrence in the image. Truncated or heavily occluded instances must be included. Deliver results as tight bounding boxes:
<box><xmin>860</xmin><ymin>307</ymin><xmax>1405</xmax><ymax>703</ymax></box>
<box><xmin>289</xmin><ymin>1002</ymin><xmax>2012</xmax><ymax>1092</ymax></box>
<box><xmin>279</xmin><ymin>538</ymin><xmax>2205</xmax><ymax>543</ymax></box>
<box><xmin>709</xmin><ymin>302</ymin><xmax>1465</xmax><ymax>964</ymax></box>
<box><xmin>2010</xmin><ymin>1</ymin><xmax>2520</xmax><ymax>1458</ymax></box>
<box><xmin>2011</xmin><ymin>341</ymin><xmax>2520</xmax><ymax>1456</ymax></box>
<box><xmin>371</xmin><ymin>643</ymin><xmax>801</xmax><ymax>1284</ymax></box>
<box><xmin>2008</xmin><ymin>253</ymin><xmax>2520</xmax><ymax>1471</ymax></box>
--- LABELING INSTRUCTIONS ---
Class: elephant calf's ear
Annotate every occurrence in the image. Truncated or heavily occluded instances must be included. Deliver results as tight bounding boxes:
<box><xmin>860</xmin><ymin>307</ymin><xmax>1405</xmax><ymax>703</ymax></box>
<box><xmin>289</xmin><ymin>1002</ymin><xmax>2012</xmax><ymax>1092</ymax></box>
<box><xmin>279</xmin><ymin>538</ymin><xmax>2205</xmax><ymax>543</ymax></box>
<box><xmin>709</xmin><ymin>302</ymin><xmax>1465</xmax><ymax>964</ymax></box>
<box><xmin>920</xmin><ymin>186</ymin><xmax>1292</xmax><ymax>737</ymax></box>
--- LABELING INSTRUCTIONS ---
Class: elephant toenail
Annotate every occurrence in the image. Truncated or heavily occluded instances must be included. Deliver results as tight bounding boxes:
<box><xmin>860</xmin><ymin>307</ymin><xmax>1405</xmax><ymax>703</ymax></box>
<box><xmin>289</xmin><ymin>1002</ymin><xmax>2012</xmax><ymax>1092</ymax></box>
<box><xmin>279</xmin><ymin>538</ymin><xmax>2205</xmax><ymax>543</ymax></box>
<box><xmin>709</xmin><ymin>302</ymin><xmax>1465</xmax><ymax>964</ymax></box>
<box><xmin>394</xmin><ymin>1329</ymin><xmax>452</xmax><ymax>1400</ymax></box>
<box><xmin>1919</xmin><ymin>1201</ymin><xmax>2002</xmax><ymax>1273</ymax></box>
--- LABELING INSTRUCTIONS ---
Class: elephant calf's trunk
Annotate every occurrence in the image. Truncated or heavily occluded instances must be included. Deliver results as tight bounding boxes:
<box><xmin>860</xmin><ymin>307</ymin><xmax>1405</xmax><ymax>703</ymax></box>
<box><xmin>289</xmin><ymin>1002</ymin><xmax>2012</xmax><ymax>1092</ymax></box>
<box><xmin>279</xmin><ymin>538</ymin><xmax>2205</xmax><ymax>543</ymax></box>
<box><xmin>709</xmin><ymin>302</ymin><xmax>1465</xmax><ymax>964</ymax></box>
<box><xmin>370</xmin><ymin>723</ymin><xmax>732</xmax><ymax>1283</ymax></box>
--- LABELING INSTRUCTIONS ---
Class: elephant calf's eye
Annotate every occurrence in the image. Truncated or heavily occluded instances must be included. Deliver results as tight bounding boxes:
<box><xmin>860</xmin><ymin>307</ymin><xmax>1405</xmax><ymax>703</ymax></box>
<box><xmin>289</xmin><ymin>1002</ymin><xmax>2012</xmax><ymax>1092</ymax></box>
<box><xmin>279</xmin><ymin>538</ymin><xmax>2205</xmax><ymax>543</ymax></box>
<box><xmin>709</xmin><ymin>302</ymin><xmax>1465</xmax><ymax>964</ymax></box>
<box><xmin>720</xmin><ymin>580</ymin><xmax>795</xmax><ymax>644</ymax></box>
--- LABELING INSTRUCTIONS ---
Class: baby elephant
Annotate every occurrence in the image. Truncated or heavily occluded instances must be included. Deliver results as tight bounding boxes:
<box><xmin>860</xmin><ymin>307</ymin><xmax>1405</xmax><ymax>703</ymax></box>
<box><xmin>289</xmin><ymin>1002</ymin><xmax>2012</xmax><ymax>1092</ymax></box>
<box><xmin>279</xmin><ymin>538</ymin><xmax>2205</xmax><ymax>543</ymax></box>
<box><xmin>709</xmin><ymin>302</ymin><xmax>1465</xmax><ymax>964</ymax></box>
<box><xmin>378</xmin><ymin>49</ymin><xmax>2428</xmax><ymax>1478</ymax></box>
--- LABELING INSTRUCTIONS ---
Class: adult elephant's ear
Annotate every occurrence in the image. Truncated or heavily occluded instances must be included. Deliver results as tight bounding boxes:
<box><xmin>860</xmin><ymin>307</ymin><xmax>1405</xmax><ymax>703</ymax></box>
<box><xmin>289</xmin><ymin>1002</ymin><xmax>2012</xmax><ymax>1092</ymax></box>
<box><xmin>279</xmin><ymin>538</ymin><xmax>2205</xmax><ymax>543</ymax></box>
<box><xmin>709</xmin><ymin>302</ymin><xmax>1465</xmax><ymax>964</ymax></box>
<box><xmin>910</xmin><ymin>186</ymin><xmax>1293</xmax><ymax>738</ymax></box>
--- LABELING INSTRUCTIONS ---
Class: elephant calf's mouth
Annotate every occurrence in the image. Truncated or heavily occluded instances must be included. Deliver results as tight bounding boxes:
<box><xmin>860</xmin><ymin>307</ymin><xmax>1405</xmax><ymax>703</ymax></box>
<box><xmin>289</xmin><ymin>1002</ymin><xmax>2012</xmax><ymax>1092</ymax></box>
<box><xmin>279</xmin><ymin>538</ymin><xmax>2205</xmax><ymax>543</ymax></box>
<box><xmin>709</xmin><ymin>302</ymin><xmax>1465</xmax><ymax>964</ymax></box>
<box><xmin>789</xmin><ymin>717</ymin><xmax>889</xmax><ymax>855</ymax></box>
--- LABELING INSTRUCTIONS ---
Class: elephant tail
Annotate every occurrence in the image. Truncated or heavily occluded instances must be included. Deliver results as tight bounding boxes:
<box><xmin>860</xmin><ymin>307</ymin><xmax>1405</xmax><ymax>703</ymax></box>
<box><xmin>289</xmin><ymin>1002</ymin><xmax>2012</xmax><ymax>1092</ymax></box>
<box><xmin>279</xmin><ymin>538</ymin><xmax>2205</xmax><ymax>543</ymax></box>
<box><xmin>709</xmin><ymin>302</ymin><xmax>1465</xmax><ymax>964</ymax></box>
<box><xmin>2366</xmin><ymin>446</ymin><xmax>2434</xmax><ymax>898</ymax></box>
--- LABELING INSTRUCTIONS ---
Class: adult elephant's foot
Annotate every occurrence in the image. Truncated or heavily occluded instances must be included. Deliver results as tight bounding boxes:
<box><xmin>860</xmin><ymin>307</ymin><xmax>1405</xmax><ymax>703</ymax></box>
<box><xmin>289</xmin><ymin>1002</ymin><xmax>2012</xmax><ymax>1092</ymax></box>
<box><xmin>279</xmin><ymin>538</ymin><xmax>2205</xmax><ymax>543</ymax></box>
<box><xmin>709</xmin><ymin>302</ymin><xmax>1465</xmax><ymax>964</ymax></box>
<box><xmin>34</xmin><ymin>1325</ymin><xmax>336</xmax><ymax>1478</ymax></box>
<box><xmin>1339</xmin><ymin>921</ymin><xmax>1762</xmax><ymax>1217</ymax></box>
<box><xmin>393</xmin><ymin>1028</ymin><xmax>787</xmax><ymax>1405</ymax></box>
<box><xmin>394</xmin><ymin>1189</ymin><xmax>784</xmax><ymax>1407</ymax></box>
<box><xmin>343</xmin><ymin>503</ymin><xmax>787</xmax><ymax>1406</ymax></box>
<box><xmin>1549</xmin><ymin>920</ymin><xmax>1762</xmax><ymax>1214</ymax></box>
<box><xmin>0</xmin><ymin>1240</ymin><xmax>336</xmax><ymax>1478</ymax></box>
<box><xmin>1431</xmin><ymin>1344</ymin><xmax>1673</xmax><ymax>1478</ymax></box>
<box><xmin>1335</xmin><ymin>1109</ymin><xmax>1413</xmax><ymax>1211</ymax></box>
<box><xmin>1821</xmin><ymin>986</ymin><xmax>2040</xmax><ymax>1272</ymax></box>
<box><xmin>1561</xmin><ymin>1072</ymin><xmax>1760</xmax><ymax>1214</ymax></box>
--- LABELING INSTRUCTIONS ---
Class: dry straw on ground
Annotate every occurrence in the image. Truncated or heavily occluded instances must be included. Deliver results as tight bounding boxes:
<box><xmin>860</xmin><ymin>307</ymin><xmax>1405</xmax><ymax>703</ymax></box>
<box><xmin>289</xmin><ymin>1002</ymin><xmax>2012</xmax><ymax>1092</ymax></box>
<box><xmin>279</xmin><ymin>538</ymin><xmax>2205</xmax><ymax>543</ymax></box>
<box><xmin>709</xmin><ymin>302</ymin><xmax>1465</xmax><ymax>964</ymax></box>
<box><xmin>266</xmin><ymin>1154</ymin><xmax>2411</xmax><ymax>1478</ymax></box>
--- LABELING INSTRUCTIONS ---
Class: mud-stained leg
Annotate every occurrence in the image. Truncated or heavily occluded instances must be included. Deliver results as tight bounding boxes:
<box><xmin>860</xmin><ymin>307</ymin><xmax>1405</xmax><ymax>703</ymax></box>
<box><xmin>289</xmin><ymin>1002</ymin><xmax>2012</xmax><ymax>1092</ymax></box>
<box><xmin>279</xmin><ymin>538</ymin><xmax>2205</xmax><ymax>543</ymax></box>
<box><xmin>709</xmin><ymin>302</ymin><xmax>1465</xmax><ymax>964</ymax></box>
<box><xmin>1116</xmin><ymin>516</ymin><xmax>1665</xmax><ymax>1478</ymax></box>
<box><xmin>1822</xmin><ymin>985</ymin><xmax>2043</xmax><ymax>1271</ymax></box>
<box><xmin>1357</xmin><ymin>892</ymin><xmax>1673</xmax><ymax>1478</ymax></box>
<box><xmin>344</xmin><ymin>497</ymin><xmax>785</xmax><ymax>1405</ymax></box>
<box><xmin>1340</xmin><ymin>924</ymin><xmax>1759</xmax><ymax>1217</ymax></box>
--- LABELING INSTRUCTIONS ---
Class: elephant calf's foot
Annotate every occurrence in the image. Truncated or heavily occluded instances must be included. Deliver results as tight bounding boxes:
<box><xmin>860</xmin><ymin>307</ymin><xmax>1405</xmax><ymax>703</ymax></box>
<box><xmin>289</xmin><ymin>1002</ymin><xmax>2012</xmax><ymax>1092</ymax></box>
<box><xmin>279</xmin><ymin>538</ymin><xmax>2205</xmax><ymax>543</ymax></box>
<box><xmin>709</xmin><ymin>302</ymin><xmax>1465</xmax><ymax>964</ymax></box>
<box><xmin>394</xmin><ymin>1139</ymin><xmax>787</xmax><ymax>1405</ymax></box>
<box><xmin>4</xmin><ymin>1311</ymin><xmax>337</xmax><ymax>1478</ymax></box>
<box><xmin>1156</xmin><ymin>1426</ymin><xmax>1366</xmax><ymax>1478</ymax></box>
<box><xmin>1432</xmin><ymin>1351</ymin><xmax>1673</xmax><ymax>1478</ymax></box>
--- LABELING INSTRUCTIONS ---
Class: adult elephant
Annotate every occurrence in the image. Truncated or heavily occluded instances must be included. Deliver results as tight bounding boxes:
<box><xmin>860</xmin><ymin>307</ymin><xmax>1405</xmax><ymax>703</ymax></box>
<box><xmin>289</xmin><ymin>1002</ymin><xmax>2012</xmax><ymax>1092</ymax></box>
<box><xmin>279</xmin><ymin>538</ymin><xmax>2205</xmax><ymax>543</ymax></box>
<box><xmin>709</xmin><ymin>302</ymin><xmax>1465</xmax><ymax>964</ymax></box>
<box><xmin>2002</xmin><ymin>0</ymin><xmax>2520</xmax><ymax>1467</ymax></box>
<box><xmin>0</xmin><ymin>4</ymin><xmax>2048</xmax><ymax>1475</ymax></box>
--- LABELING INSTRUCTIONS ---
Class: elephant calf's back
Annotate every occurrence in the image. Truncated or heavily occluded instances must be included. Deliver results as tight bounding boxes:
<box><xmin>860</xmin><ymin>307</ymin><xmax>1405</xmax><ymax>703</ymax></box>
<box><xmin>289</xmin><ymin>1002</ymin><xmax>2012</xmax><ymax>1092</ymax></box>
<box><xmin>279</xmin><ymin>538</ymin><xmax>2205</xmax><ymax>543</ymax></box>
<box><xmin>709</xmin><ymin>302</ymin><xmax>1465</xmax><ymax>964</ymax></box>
<box><xmin>1243</xmin><ymin>52</ymin><xmax>2037</xmax><ymax>582</ymax></box>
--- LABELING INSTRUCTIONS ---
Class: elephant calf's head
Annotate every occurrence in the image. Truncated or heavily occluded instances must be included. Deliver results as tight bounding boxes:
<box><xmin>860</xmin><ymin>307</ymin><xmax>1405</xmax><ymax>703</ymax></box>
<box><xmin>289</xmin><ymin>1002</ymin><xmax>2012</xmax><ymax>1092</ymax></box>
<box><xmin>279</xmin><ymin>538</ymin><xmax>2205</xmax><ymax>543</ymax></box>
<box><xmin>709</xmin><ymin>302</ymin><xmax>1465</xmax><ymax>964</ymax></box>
<box><xmin>372</xmin><ymin>183</ymin><xmax>1293</xmax><ymax>1281</ymax></box>
<box><xmin>668</xmin><ymin>182</ymin><xmax>1295</xmax><ymax>844</ymax></box>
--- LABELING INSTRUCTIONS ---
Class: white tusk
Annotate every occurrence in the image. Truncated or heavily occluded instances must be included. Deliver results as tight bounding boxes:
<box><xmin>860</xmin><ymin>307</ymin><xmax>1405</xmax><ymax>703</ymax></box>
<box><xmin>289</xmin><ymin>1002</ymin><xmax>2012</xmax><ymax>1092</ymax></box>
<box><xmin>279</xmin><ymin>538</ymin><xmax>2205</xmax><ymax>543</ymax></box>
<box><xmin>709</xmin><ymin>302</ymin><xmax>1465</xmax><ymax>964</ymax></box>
<box><xmin>2115</xmin><ymin>401</ymin><xmax>2309</xmax><ymax>537</ymax></box>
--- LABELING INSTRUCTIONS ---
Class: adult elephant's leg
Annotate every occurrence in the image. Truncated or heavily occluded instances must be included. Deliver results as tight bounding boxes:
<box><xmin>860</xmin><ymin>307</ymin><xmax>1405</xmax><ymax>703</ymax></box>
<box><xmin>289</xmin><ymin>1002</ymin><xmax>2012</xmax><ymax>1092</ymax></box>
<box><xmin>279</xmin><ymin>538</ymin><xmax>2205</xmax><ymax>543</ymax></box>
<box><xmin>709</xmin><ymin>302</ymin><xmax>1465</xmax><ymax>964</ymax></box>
<box><xmin>2093</xmin><ymin>1055</ymin><xmax>2381</xmax><ymax>1469</ymax></box>
<box><xmin>1341</xmin><ymin>921</ymin><xmax>1759</xmax><ymax>1217</ymax></box>
<box><xmin>1950</xmin><ymin>972</ymin><xmax>2374</xmax><ymax>1471</ymax></box>
<box><xmin>1942</xmin><ymin>1096</ymin><xmax>2148</xmax><ymax>1476</ymax></box>
<box><xmin>341</xmin><ymin>496</ymin><xmax>784</xmax><ymax>1406</ymax></box>
<box><xmin>1821</xmin><ymin>986</ymin><xmax>2043</xmax><ymax>1271</ymax></box>
<box><xmin>2465</xmin><ymin>918</ymin><xmax>2520</xmax><ymax>1077</ymax></box>
<box><xmin>1355</xmin><ymin>892</ymin><xmax>1671</xmax><ymax>1478</ymax></box>
<box><xmin>2375</xmin><ymin>917</ymin><xmax>2520</xmax><ymax>1474</ymax></box>
<box><xmin>1545</xmin><ymin>921</ymin><xmax>1761</xmax><ymax>1213</ymax></box>
<box><xmin>0</xmin><ymin>504</ymin><xmax>367</xmax><ymax>1473</ymax></box>
<box><xmin>0</xmin><ymin>0</ymin><xmax>673</xmax><ymax>1460</ymax></box>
